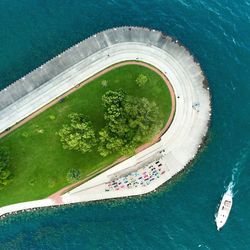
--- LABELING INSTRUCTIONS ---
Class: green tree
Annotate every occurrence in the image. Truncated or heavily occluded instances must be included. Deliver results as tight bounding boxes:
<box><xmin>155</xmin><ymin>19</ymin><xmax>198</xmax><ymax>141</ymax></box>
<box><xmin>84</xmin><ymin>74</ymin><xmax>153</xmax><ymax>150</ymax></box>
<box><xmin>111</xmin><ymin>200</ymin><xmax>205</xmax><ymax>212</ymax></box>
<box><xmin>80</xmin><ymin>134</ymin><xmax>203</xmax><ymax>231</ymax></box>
<box><xmin>98</xmin><ymin>90</ymin><xmax>162</xmax><ymax>157</ymax></box>
<box><xmin>58</xmin><ymin>113</ymin><xmax>97</xmax><ymax>154</ymax></box>
<box><xmin>66</xmin><ymin>168</ymin><xmax>81</xmax><ymax>183</ymax></box>
<box><xmin>98</xmin><ymin>128</ymin><xmax>124</xmax><ymax>157</ymax></box>
<box><xmin>0</xmin><ymin>147</ymin><xmax>12</xmax><ymax>189</ymax></box>
<box><xmin>136</xmin><ymin>74</ymin><xmax>148</xmax><ymax>87</ymax></box>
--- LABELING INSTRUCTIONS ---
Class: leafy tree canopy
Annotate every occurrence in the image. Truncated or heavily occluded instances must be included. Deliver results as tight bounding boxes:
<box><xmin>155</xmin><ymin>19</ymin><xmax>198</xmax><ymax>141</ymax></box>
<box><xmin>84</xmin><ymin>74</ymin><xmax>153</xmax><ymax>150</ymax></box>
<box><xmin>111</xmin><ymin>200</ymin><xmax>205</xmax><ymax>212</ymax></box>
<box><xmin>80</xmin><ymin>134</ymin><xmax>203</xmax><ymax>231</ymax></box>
<box><xmin>136</xmin><ymin>74</ymin><xmax>148</xmax><ymax>87</ymax></box>
<box><xmin>58</xmin><ymin>113</ymin><xmax>97</xmax><ymax>154</ymax></box>
<box><xmin>58</xmin><ymin>91</ymin><xmax>162</xmax><ymax>158</ymax></box>
<box><xmin>0</xmin><ymin>147</ymin><xmax>12</xmax><ymax>189</ymax></box>
<box><xmin>66</xmin><ymin>168</ymin><xmax>81</xmax><ymax>183</ymax></box>
<box><xmin>98</xmin><ymin>90</ymin><xmax>162</xmax><ymax>157</ymax></box>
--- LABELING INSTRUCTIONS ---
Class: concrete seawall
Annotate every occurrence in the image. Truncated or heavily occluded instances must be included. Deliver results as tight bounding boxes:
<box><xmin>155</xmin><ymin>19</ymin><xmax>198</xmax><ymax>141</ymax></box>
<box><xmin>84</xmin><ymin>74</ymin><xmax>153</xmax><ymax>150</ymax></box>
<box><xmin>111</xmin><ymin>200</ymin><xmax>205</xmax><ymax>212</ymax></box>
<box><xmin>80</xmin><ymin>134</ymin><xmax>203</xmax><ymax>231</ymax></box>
<box><xmin>0</xmin><ymin>27</ymin><xmax>211</xmax><ymax>217</ymax></box>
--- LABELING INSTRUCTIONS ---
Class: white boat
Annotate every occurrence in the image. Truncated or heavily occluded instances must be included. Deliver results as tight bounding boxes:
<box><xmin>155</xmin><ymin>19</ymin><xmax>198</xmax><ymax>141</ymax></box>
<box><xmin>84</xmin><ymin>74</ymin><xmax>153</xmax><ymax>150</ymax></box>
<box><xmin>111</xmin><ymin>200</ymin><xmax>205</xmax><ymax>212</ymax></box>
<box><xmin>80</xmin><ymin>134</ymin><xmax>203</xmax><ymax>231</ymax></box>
<box><xmin>215</xmin><ymin>191</ymin><xmax>233</xmax><ymax>230</ymax></box>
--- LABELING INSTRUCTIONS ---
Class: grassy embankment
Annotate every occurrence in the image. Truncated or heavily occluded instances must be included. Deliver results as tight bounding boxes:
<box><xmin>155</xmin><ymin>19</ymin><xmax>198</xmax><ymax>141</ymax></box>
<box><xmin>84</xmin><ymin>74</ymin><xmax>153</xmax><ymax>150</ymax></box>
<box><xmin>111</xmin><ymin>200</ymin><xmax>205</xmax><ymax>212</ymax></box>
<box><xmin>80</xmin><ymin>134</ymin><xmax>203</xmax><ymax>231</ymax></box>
<box><xmin>0</xmin><ymin>64</ymin><xmax>172</xmax><ymax>207</ymax></box>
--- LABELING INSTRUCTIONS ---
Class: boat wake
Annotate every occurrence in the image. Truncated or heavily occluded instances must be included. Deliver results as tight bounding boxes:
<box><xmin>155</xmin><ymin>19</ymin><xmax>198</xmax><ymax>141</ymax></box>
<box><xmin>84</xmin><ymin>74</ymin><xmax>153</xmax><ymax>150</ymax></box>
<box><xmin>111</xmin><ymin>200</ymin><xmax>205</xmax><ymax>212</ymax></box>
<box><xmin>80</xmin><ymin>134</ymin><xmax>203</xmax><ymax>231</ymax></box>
<box><xmin>225</xmin><ymin>167</ymin><xmax>237</xmax><ymax>197</ymax></box>
<box><xmin>225</xmin><ymin>146</ymin><xmax>248</xmax><ymax>196</ymax></box>
<box><xmin>215</xmin><ymin>146</ymin><xmax>249</xmax><ymax>230</ymax></box>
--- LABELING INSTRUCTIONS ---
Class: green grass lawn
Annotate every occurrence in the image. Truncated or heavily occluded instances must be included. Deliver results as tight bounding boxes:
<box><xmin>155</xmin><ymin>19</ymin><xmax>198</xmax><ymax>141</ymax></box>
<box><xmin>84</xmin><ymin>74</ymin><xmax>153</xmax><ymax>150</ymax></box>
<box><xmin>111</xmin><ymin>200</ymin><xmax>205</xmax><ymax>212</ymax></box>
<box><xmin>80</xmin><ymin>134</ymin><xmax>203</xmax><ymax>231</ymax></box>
<box><xmin>0</xmin><ymin>64</ymin><xmax>172</xmax><ymax>207</ymax></box>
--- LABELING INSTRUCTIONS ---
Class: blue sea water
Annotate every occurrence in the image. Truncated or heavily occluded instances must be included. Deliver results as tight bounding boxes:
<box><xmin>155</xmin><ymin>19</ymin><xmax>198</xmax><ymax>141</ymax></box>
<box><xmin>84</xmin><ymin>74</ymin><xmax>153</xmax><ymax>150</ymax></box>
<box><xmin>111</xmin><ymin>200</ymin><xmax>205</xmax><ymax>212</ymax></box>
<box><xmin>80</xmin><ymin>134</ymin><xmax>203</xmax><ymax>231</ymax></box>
<box><xmin>0</xmin><ymin>0</ymin><xmax>250</xmax><ymax>249</ymax></box>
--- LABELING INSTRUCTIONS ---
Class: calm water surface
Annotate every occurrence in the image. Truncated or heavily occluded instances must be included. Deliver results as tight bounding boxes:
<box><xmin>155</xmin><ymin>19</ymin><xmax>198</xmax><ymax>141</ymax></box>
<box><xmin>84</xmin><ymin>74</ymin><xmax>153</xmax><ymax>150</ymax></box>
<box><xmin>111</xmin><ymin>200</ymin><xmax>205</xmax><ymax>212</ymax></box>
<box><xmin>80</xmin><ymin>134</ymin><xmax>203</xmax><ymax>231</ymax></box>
<box><xmin>0</xmin><ymin>0</ymin><xmax>250</xmax><ymax>249</ymax></box>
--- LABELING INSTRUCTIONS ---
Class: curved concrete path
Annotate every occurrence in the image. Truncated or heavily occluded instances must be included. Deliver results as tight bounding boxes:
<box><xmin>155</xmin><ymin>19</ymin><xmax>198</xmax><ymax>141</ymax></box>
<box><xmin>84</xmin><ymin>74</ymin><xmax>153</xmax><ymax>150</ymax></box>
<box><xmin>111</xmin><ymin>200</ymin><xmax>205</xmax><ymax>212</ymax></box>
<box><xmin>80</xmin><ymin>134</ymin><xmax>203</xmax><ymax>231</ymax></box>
<box><xmin>0</xmin><ymin>27</ymin><xmax>210</xmax><ymax>217</ymax></box>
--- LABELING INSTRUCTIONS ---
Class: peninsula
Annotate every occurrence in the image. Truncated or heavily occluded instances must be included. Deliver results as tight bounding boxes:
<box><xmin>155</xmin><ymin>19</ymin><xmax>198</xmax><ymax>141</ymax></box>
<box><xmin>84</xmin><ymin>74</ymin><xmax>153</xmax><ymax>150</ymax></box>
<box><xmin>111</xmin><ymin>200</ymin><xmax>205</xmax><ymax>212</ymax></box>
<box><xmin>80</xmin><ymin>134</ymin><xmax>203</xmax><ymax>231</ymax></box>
<box><xmin>0</xmin><ymin>27</ymin><xmax>211</xmax><ymax>217</ymax></box>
